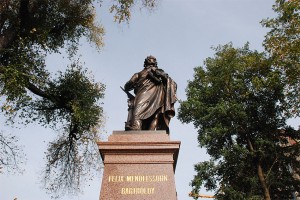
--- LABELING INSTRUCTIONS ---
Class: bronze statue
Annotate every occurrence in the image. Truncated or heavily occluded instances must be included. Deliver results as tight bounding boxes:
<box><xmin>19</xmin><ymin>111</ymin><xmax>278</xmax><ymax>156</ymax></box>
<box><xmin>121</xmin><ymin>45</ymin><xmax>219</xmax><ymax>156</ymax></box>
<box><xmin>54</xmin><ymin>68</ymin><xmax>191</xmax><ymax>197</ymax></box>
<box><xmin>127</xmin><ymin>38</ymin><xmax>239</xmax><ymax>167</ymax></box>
<box><xmin>122</xmin><ymin>56</ymin><xmax>177</xmax><ymax>133</ymax></box>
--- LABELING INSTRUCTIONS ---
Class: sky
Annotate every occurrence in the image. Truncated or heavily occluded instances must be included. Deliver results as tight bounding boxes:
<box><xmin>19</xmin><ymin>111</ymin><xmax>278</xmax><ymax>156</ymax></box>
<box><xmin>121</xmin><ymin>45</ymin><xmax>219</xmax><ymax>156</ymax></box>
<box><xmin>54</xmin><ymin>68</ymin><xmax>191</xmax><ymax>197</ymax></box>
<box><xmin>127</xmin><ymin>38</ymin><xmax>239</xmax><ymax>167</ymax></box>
<box><xmin>0</xmin><ymin>0</ymin><xmax>287</xmax><ymax>200</ymax></box>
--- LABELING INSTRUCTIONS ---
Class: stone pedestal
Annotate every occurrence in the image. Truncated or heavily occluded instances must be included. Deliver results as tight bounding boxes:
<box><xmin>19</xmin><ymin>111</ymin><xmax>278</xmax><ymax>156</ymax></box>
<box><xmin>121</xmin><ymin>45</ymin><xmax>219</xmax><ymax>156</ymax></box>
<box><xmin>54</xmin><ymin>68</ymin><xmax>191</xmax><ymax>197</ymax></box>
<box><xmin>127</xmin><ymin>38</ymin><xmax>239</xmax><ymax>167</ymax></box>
<box><xmin>97</xmin><ymin>131</ymin><xmax>181</xmax><ymax>200</ymax></box>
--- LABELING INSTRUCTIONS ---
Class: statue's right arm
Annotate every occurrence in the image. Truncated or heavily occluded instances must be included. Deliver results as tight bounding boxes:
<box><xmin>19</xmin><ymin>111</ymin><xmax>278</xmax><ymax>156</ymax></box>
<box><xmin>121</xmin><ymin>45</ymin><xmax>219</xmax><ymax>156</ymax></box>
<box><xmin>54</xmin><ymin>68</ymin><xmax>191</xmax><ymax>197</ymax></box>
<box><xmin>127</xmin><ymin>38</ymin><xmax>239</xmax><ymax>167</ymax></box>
<box><xmin>124</xmin><ymin>73</ymin><xmax>139</xmax><ymax>91</ymax></box>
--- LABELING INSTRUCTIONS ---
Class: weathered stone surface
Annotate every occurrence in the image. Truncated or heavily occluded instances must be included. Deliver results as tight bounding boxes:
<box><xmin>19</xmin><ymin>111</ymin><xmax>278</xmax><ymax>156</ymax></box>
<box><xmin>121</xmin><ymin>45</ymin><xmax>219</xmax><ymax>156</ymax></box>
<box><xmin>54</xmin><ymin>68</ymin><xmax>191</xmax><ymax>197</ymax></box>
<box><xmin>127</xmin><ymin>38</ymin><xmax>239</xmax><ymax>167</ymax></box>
<box><xmin>98</xmin><ymin>131</ymin><xmax>180</xmax><ymax>200</ymax></box>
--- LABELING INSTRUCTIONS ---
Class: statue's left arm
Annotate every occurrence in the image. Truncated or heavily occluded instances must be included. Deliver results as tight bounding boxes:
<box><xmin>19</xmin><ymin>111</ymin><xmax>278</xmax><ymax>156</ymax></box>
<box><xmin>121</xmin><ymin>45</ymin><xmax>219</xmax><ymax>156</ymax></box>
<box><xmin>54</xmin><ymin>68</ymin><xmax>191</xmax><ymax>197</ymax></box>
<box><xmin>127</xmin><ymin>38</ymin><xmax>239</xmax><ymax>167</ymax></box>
<box><xmin>124</xmin><ymin>73</ymin><xmax>139</xmax><ymax>91</ymax></box>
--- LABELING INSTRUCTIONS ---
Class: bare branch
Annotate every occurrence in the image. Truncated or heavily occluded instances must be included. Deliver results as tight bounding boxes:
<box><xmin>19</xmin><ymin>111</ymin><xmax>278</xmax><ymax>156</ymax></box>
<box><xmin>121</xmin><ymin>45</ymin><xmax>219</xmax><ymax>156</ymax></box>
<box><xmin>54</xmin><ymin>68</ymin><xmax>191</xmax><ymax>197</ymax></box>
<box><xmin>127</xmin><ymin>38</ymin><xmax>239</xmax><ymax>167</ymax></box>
<box><xmin>42</xmin><ymin>131</ymin><xmax>102</xmax><ymax>198</ymax></box>
<box><xmin>0</xmin><ymin>131</ymin><xmax>26</xmax><ymax>173</ymax></box>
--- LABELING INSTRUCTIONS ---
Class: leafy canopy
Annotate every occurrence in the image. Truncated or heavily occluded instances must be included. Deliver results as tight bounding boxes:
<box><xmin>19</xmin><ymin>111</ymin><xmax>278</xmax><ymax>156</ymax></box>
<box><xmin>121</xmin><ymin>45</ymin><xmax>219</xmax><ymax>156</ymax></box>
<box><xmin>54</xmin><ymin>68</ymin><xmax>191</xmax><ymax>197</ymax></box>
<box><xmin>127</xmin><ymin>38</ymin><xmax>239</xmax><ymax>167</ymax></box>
<box><xmin>262</xmin><ymin>0</ymin><xmax>300</xmax><ymax>116</ymax></box>
<box><xmin>178</xmin><ymin>44</ymin><xmax>300</xmax><ymax>200</ymax></box>
<box><xmin>0</xmin><ymin>0</ymin><xmax>158</xmax><ymax>198</ymax></box>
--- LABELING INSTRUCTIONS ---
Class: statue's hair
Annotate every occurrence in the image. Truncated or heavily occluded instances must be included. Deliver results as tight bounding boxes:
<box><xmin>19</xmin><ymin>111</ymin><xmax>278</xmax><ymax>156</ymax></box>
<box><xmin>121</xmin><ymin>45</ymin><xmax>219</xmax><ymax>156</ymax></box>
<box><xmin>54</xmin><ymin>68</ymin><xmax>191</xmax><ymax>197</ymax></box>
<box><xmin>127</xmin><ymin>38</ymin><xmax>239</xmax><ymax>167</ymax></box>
<box><xmin>144</xmin><ymin>55</ymin><xmax>157</xmax><ymax>67</ymax></box>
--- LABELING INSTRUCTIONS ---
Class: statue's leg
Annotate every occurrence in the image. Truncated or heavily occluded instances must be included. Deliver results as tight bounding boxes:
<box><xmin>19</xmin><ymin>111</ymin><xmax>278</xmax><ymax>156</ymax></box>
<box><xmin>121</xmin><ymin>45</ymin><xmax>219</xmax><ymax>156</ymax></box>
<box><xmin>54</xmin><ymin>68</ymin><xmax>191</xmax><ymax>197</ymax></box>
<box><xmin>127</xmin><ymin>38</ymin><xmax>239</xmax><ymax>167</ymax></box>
<box><xmin>125</xmin><ymin>98</ymin><xmax>143</xmax><ymax>130</ymax></box>
<box><xmin>129</xmin><ymin>119</ymin><xmax>142</xmax><ymax>130</ymax></box>
<box><xmin>149</xmin><ymin>113</ymin><xmax>159</xmax><ymax>130</ymax></box>
<box><xmin>125</xmin><ymin>99</ymin><xmax>135</xmax><ymax>130</ymax></box>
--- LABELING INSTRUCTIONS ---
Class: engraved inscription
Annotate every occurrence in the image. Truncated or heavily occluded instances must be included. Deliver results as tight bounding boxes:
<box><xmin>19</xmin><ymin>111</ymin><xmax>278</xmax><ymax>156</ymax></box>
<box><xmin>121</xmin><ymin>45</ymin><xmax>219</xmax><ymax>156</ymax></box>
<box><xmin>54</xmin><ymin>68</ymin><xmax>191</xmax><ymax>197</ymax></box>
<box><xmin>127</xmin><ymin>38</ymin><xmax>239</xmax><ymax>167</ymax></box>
<box><xmin>107</xmin><ymin>174</ymin><xmax>169</xmax><ymax>195</ymax></box>
<box><xmin>121</xmin><ymin>188</ymin><xmax>155</xmax><ymax>195</ymax></box>
<box><xmin>108</xmin><ymin>175</ymin><xmax>168</xmax><ymax>183</ymax></box>
<box><xmin>108</xmin><ymin>176</ymin><xmax>124</xmax><ymax>182</ymax></box>
<box><xmin>126</xmin><ymin>175</ymin><xmax>168</xmax><ymax>182</ymax></box>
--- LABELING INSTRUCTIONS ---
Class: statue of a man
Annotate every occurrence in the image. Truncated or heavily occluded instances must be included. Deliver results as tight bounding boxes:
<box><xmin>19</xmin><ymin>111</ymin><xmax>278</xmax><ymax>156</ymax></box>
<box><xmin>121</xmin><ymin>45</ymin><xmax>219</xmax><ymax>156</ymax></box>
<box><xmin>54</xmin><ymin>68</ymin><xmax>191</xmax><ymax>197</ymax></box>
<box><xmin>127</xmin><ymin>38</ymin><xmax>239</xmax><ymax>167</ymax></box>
<box><xmin>123</xmin><ymin>56</ymin><xmax>177</xmax><ymax>133</ymax></box>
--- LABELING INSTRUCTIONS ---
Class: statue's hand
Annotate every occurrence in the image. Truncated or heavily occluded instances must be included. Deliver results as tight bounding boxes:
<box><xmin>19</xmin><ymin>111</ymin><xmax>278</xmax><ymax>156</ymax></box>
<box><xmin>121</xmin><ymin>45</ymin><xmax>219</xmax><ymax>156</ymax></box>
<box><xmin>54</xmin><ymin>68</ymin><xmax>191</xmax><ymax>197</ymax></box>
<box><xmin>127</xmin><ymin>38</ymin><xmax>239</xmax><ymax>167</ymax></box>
<box><xmin>148</xmin><ymin>70</ymin><xmax>161</xmax><ymax>84</ymax></box>
<box><xmin>155</xmin><ymin>69</ymin><xmax>169</xmax><ymax>81</ymax></box>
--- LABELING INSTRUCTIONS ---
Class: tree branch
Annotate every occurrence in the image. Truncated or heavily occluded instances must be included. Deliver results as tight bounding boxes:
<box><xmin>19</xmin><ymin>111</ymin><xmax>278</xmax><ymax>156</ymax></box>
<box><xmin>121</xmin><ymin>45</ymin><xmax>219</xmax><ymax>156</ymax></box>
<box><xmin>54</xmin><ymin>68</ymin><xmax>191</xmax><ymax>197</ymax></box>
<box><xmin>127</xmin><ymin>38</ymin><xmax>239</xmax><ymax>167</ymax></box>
<box><xmin>26</xmin><ymin>81</ymin><xmax>51</xmax><ymax>100</ymax></box>
<box><xmin>0</xmin><ymin>66</ymin><xmax>49</xmax><ymax>99</ymax></box>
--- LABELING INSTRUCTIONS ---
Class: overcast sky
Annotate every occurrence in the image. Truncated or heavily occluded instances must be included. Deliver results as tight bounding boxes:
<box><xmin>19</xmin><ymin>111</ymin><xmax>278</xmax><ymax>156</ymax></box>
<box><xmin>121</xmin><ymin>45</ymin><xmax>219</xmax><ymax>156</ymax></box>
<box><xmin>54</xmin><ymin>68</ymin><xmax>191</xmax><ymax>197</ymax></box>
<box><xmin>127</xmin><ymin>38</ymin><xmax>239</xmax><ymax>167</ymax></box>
<box><xmin>1</xmin><ymin>1</ymin><xmax>284</xmax><ymax>200</ymax></box>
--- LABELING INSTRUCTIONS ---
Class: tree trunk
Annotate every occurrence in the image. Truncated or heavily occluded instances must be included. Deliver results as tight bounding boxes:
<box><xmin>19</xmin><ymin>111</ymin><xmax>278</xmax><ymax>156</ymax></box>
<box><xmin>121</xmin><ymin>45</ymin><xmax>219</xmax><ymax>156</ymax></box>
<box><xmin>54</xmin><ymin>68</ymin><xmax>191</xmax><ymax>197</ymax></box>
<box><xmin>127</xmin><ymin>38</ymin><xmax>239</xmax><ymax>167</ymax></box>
<box><xmin>257</xmin><ymin>160</ymin><xmax>271</xmax><ymax>200</ymax></box>
<box><xmin>247</xmin><ymin>138</ymin><xmax>271</xmax><ymax>200</ymax></box>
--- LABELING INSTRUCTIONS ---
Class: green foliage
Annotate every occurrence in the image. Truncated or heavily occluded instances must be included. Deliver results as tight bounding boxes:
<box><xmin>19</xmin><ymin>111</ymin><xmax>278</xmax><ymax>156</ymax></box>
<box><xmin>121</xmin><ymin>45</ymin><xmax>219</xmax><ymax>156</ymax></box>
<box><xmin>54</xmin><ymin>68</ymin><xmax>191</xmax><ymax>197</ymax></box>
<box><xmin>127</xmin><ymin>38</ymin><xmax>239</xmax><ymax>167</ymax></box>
<box><xmin>0</xmin><ymin>0</ymin><xmax>159</xmax><ymax>197</ymax></box>
<box><xmin>178</xmin><ymin>44</ymin><xmax>300</xmax><ymax>199</ymax></box>
<box><xmin>109</xmin><ymin>0</ymin><xmax>158</xmax><ymax>23</ymax></box>
<box><xmin>0</xmin><ymin>0</ymin><xmax>106</xmax><ymax>196</ymax></box>
<box><xmin>1</xmin><ymin>59</ymin><xmax>105</xmax><ymax>197</ymax></box>
<box><xmin>1</xmin><ymin>0</ymin><xmax>104</xmax><ymax>50</ymax></box>
<box><xmin>24</xmin><ymin>63</ymin><xmax>105</xmax><ymax>135</ymax></box>
<box><xmin>0</xmin><ymin>0</ymin><xmax>105</xmax><ymax>115</ymax></box>
<box><xmin>262</xmin><ymin>0</ymin><xmax>300</xmax><ymax>116</ymax></box>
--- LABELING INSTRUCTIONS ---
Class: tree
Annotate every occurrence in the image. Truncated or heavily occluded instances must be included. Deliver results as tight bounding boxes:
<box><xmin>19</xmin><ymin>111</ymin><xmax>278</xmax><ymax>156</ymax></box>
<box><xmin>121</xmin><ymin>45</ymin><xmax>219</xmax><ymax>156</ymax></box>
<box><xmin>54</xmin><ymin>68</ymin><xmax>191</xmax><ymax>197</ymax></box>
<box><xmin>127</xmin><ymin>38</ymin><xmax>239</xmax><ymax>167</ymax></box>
<box><xmin>0</xmin><ymin>0</ymin><xmax>157</xmax><ymax>198</ymax></box>
<box><xmin>178</xmin><ymin>44</ymin><xmax>300</xmax><ymax>200</ymax></box>
<box><xmin>261</xmin><ymin>0</ymin><xmax>300</xmax><ymax>116</ymax></box>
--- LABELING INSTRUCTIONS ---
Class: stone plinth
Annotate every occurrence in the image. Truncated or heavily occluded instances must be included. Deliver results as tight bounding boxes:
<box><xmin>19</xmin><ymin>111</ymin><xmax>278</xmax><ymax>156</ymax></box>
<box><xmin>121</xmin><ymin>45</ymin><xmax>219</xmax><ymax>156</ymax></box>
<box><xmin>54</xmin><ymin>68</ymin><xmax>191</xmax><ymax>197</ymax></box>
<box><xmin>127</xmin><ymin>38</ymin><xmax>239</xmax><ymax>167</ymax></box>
<box><xmin>98</xmin><ymin>131</ymin><xmax>181</xmax><ymax>200</ymax></box>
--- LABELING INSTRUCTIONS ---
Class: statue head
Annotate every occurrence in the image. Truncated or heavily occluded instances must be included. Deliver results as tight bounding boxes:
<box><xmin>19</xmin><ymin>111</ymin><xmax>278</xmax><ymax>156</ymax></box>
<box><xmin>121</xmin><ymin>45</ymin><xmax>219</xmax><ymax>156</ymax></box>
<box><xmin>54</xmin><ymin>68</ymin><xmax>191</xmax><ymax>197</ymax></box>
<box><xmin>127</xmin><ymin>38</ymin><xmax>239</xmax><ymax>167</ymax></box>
<box><xmin>144</xmin><ymin>55</ymin><xmax>157</xmax><ymax>68</ymax></box>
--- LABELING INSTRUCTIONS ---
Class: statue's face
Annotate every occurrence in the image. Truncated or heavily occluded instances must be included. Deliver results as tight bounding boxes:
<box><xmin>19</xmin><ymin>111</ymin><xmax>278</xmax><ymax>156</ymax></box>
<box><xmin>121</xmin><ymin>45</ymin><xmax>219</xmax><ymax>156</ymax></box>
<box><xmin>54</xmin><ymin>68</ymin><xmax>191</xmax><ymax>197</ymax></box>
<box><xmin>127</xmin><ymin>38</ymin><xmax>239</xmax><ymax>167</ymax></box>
<box><xmin>144</xmin><ymin>57</ymin><xmax>156</xmax><ymax>67</ymax></box>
